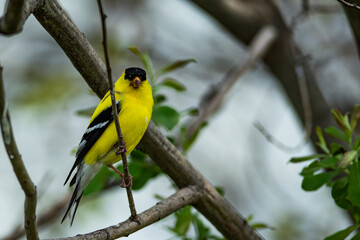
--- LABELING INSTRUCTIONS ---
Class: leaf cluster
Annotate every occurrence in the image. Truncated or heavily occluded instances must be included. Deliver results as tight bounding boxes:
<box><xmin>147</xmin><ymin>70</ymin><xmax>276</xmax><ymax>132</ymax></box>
<box><xmin>169</xmin><ymin>206</ymin><xmax>225</xmax><ymax>240</ymax></box>
<box><xmin>290</xmin><ymin>105</ymin><xmax>360</xmax><ymax>239</ymax></box>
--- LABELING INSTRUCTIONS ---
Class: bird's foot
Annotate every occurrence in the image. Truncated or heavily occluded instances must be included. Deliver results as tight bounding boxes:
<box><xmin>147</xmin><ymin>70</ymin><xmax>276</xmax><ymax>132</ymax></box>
<box><xmin>116</xmin><ymin>142</ymin><xmax>127</xmax><ymax>156</ymax></box>
<box><xmin>107</xmin><ymin>165</ymin><xmax>133</xmax><ymax>188</ymax></box>
<box><xmin>120</xmin><ymin>174</ymin><xmax>133</xmax><ymax>188</ymax></box>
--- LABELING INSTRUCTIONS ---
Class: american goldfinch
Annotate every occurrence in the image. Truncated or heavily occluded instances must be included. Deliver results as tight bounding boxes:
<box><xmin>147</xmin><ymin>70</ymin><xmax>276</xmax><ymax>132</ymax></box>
<box><xmin>62</xmin><ymin>67</ymin><xmax>153</xmax><ymax>225</ymax></box>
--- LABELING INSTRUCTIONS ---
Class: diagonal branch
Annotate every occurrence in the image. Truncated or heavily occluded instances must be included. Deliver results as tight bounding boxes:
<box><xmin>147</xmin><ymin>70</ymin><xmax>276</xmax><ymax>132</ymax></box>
<box><xmin>0</xmin><ymin>66</ymin><xmax>39</xmax><ymax>239</ymax></box>
<box><xmin>186</xmin><ymin>25</ymin><xmax>277</xmax><ymax>140</ymax></box>
<box><xmin>338</xmin><ymin>0</ymin><xmax>360</xmax><ymax>10</ymax></box>
<box><xmin>52</xmin><ymin>186</ymin><xmax>201</xmax><ymax>240</ymax></box>
<box><xmin>190</xmin><ymin>0</ymin><xmax>332</xmax><ymax>145</ymax></box>
<box><xmin>340</xmin><ymin>0</ymin><xmax>360</xmax><ymax>61</ymax></box>
<box><xmin>0</xmin><ymin>0</ymin><xmax>41</xmax><ymax>35</ymax></box>
<box><xmin>138</xmin><ymin>122</ymin><xmax>263</xmax><ymax>240</ymax></box>
<box><xmin>96</xmin><ymin>0</ymin><xmax>138</xmax><ymax>220</ymax></box>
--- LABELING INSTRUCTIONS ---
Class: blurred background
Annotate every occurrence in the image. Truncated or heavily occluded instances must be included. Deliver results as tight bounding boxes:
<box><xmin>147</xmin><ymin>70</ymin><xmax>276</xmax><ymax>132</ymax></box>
<box><xmin>0</xmin><ymin>0</ymin><xmax>358</xmax><ymax>239</ymax></box>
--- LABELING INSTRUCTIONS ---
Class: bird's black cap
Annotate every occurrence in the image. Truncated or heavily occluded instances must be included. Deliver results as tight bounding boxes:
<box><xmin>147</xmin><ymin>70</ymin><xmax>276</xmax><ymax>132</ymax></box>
<box><xmin>125</xmin><ymin>67</ymin><xmax>147</xmax><ymax>81</ymax></box>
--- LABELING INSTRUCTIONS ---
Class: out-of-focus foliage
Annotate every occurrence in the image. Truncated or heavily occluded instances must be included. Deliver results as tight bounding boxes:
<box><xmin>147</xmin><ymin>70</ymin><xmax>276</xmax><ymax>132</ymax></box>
<box><xmin>169</xmin><ymin>206</ymin><xmax>225</xmax><ymax>240</ymax></box>
<box><xmin>291</xmin><ymin>105</ymin><xmax>360</xmax><ymax>239</ymax></box>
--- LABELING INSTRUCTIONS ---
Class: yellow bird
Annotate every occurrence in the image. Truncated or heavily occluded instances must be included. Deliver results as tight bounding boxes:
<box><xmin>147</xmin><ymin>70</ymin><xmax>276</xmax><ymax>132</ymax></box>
<box><xmin>62</xmin><ymin>67</ymin><xmax>153</xmax><ymax>225</ymax></box>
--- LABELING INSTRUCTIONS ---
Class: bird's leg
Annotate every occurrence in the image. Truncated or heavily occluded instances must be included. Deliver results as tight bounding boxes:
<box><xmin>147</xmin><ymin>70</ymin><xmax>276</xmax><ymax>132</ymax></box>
<box><xmin>107</xmin><ymin>164</ymin><xmax>133</xmax><ymax>188</ymax></box>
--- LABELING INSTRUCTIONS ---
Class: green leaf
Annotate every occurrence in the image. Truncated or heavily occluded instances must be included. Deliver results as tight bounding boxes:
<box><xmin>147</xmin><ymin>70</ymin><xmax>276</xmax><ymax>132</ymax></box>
<box><xmin>348</xmin><ymin>161</ymin><xmax>360</xmax><ymax>206</ymax></box>
<box><xmin>155</xmin><ymin>59</ymin><xmax>196</xmax><ymax>77</ymax></box>
<box><xmin>215</xmin><ymin>186</ymin><xmax>225</xmax><ymax>196</ymax></box>
<box><xmin>353</xmin><ymin>135</ymin><xmax>360</xmax><ymax>151</ymax></box>
<box><xmin>76</xmin><ymin>106</ymin><xmax>96</xmax><ymax>117</ymax></box>
<box><xmin>181</xmin><ymin>122</ymin><xmax>208</xmax><ymax>152</ymax></box>
<box><xmin>251</xmin><ymin>223</ymin><xmax>275</xmax><ymax>230</ymax></box>
<box><xmin>325</xmin><ymin>126</ymin><xmax>349</xmax><ymax>143</ymax></box>
<box><xmin>70</xmin><ymin>147</ymin><xmax>77</xmax><ymax>156</ymax></box>
<box><xmin>319</xmin><ymin>157</ymin><xmax>339</xmax><ymax>169</ymax></box>
<box><xmin>127</xmin><ymin>158</ymin><xmax>162</xmax><ymax>191</ymax></box>
<box><xmin>128</xmin><ymin>45</ymin><xmax>143</xmax><ymax>59</ymax></box>
<box><xmin>330</xmin><ymin>142</ymin><xmax>346</xmax><ymax>155</ymax></box>
<box><xmin>302</xmin><ymin>171</ymin><xmax>337</xmax><ymax>191</ymax></box>
<box><xmin>247</xmin><ymin>214</ymin><xmax>254</xmax><ymax>222</ymax></box>
<box><xmin>316</xmin><ymin>126</ymin><xmax>329</xmax><ymax>153</ymax></box>
<box><xmin>185</xmin><ymin>107</ymin><xmax>199</xmax><ymax>116</ymax></box>
<box><xmin>192</xmin><ymin>214</ymin><xmax>211</xmax><ymax>240</ymax></box>
<box><xmin>171</xmin><ymin>206</ymin><xmax>192</xmax><ymax>236</ymax></box>
<box><xmin>339</xmin><ymin>151</ymin><xmax>357</xmax><ymax>168</ymax></box>
<box><xmin>300</xmin><ymin>160</ymin><xmax>321</xmax><ymax>177</ymax></box>
<box><xmin>115</xmin><ymin>151</ymin><xmax>162</xmax><ymax>191</ymax></box>
<box><xmin>331</xmin><ymin>109</ymin><xmax>352</xmax><ymax>137</ymax></box>
<box><xmin>152</xmin><ymin>105</ymin><xmax>180</xmax><ymax>130</ymax></box>
<box><xmin>154</xmin><ymin>94</ymin><xmax>166</xmax><ymax>105</ymax></box>
<box><xmin>130</xmin><ymin>149</ymin><xmax>147</xmax><ymax>161</ymax></box>
<box><xmin>290</xmin><ymin>154</ymin><xmax>326</xmax><ymax>163</ymax></box>
<box><xmin>325</xmin><ymin>225</ymin><xmax>358</xmax><ymax>240</ymax></box>
<box><xmin>128</xmin><ymin>46</ymin><xmax>154</xmax><ymax>83</ymax></box>
<box><xmin>159</xmin><ymin>78</ymin><xmax>186</xmax><ymax>92</ymax></box>
<box><xmin>83</xmin><ymin>166</ymin><xmax>111</xmax><ymax>196</ymax></box>
<box><xmin>332</xmin><ymin>178</ymin><xmax>351</xmax><ymax>209</ymax></box>
<box><xmin>351</xmin><ymin>105</ymin><xmax>360</xmax><ymax>130</ymax></box>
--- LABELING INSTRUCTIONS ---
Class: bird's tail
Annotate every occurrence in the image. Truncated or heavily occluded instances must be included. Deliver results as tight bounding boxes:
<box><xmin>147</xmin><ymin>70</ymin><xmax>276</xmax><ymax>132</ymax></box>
<box><xmin>61</xmin><ymin>162</ymin><xmax>102</xmax><ymax>225</ymax></box>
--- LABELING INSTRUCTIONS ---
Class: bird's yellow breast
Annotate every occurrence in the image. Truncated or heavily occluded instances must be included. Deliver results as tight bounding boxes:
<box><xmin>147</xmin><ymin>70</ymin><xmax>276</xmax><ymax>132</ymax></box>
<box><xmin>83</xmin><ymin>77</ymin><xmax>153</xmax><ymax>165</ymax></box>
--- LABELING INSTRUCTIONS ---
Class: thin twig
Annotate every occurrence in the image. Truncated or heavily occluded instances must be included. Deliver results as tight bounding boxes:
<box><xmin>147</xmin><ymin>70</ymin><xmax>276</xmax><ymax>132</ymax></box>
<box><xmin>291</xmin><ymin>2</ymin><xmax>340</xmax><ymax>28</ymax></box>
<box><xmin>4</xmin><ymin>193</ymin><xmax>71</xmax><ymax>240</ymax></box>
<box><xmin>96</xmin><ymin>0</ymin><xmax>138</xmax><ymax>220</ymax></box>
<box><xmin>254</xmin><ymin>52</ymin><xmax>313</xmax><ymax>153</ymax></box>
<box><xmin>0</xmin><ymin>66</ymin><xmax>39</xmax><ymax>239</ymax></box>
<box><xmin>51</xmin><ymin>186</ymin><xmax>201</xmax><ymax>240</ymax></box>
<box><xmin>3</xmin><ymin>175</ymin><xmax>134</xmax><ymax>240</ymax></box>
<box><xmin>185</xmin><ymin>26</ymin><xmax>277</xmax><ymax>140</ymax></box>
<box><xmin>337</xmin><ymin>0</ymin><xmax>360</xmax><ymax>10</ymax></box>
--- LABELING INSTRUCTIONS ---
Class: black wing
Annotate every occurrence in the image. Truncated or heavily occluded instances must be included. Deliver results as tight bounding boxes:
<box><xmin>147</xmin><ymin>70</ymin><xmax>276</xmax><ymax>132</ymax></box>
<box><xmin>64</xmin><ymin>101</ymin><xmax>121</xmax><ymax>186</ymax></box>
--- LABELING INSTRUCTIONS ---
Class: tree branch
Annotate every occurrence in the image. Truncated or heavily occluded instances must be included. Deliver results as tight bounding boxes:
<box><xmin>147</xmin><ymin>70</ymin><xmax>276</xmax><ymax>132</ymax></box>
<box><xmin>0</xmin><ymin>0</ymin><xmax>40</xmax><ymax>35</ymax></box>
<box><xmin>0</xmin><ymin>0</ymin><xmax>26</xmax><ymax>34</ymax></box>
<box><xmin>4</xmin><ymin>193</ymin><xmax>71</xmax><ymax>240</ymax></box>
<box><xmin>338</xmin><ymin>0</ymin><xmax>360</xmax><ymax>10</ymax></box>
<box><xmin>340</xmin><ymin>0</ymin><xmax>360</xmax><ymax>60</ymax></box>
<box><xmin>96</xmin><ymin>0</ymin><xmax>138</xmax><ymax>220</ymax></box>
<box><xmin>32</xmin><ymin>0</ymin><xmax>109</xmax><ymax>98</ymax></box>
<box><xmin>186</xmin><ymin>25</ymin><xmax>277</xmax><ymax>140</ymax></box>
<box><xmin>190</xmin><ymin>0</ymin><xmax>332</xmax><ymax>145</ymax></box>
<box><xmin>254</xmin><ymin>47</ymin><xmax>313</xmax><ymax>153</ymax></box>
<box><xmin>0</xmin><ymin>66</ymin><xmax>39</xmax><ymax>239</ymax></box>
<box><xmin>138</xmin><ymin>122</ymin><xmax>263</xmax><ymax>240</ymax></box>
<box><xmin>52</xmin><ymin>186</ymin><xmax>201</xmax><ymax>240</ymax></box>
<box><xmin>3</xmin><ymin>176</ymin><xmax>134</xmax><ymax>240</ymax></box>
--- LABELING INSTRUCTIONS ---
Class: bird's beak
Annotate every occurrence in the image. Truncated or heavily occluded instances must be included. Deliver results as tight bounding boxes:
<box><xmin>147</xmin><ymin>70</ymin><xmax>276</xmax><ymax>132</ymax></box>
<box><xmin>131</xmin><ymin>77</ymin><xmax>141</xmax><ymax>89</ymax></box>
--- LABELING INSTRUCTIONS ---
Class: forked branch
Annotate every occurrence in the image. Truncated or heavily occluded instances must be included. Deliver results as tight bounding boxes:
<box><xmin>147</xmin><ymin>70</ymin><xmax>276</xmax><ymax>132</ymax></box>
<box><xmin>53</xmin><ymin>186</ymin><xmax>201</xmax><ymax>240</ymax></box>
<box><xmin>0</xmin><ymin>66</ymin><xmax>39</xmax><ymax>239</ymax></box>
